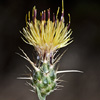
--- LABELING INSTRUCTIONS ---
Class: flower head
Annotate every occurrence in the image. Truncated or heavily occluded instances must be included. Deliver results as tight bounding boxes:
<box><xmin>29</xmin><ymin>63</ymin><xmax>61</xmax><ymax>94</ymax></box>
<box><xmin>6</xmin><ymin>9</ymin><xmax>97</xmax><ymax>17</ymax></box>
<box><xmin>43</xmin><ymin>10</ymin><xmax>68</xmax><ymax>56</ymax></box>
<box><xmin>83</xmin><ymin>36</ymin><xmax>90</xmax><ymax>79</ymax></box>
<box><xmin>21</xmin><ymin>0</ymin><xmax>73</xmax><ymax>61</ymax></box>
<box><xmin>18</xmin><ymin>1</ymin><xmax>82</xmax><ymax>100</ymax></box>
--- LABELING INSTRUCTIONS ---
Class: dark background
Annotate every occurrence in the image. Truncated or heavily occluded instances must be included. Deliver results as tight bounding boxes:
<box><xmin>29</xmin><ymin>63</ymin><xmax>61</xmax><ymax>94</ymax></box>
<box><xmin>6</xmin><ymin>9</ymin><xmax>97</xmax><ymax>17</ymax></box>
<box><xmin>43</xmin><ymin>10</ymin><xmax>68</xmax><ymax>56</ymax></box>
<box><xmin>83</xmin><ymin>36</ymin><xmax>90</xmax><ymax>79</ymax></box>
<box><xmin>0</xmin><ymin>0</ymin><xmax>100</xmax><ymax>100</ymax></box>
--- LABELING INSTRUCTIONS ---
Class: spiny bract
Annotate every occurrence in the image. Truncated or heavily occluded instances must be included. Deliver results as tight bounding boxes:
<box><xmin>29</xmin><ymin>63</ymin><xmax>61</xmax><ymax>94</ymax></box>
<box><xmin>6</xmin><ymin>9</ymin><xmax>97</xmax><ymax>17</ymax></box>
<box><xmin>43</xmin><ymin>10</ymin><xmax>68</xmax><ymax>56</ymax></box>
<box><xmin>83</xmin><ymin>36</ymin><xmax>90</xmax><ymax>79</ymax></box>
<box><xmin>18</xmin><ymin>0</ymin><xmax>82</xmax><ymax>100</ymax></box>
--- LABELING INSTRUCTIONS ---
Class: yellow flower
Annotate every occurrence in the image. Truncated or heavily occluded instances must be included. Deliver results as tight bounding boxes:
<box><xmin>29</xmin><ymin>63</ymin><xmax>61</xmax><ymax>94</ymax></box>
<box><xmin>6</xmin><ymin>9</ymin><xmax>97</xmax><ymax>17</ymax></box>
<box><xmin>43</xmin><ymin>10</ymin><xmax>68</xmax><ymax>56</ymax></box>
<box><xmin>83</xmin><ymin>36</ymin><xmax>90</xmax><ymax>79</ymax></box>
<box><xmin>21</xmin><ymin>0</ymin><xmax>73</xmax><ymax>61</ymax></box>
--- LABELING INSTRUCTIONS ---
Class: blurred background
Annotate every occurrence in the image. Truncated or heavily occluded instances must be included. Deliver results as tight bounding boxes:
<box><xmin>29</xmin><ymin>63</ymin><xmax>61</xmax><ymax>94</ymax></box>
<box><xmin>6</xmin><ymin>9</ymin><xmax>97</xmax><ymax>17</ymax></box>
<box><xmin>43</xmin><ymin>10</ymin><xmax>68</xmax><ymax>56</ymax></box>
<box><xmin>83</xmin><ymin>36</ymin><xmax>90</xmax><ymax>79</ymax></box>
<box><xmin>0</xmin><ymin>0</ymin><xmax>100</xmax><ymax>100</ymax></box>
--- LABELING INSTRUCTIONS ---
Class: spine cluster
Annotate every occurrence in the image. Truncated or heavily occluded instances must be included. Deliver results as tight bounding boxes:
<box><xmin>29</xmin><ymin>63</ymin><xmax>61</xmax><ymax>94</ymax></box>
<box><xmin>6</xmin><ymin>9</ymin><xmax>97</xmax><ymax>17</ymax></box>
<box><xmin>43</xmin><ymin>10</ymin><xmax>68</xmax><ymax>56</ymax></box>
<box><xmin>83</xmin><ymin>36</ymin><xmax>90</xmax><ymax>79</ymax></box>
<box><xmin>32</xmin><ymin>62</ymin><xmax>56</xmax><ymax>99</ymax></box>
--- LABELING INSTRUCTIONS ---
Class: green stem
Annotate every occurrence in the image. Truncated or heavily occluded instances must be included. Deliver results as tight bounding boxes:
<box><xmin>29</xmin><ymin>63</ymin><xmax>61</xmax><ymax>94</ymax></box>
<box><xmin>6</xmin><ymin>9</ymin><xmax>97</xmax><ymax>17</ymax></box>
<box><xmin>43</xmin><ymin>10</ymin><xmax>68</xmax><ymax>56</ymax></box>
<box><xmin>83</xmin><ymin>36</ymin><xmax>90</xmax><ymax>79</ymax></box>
<box><xmin>42</xmin><ymin>97</ymin><xmax>46</xmax><ymax>100</ymax></box>
<box><xmin>36</xmin><ymin>87</ymin><xmax>46</xmax><ymax>100</ymax></box>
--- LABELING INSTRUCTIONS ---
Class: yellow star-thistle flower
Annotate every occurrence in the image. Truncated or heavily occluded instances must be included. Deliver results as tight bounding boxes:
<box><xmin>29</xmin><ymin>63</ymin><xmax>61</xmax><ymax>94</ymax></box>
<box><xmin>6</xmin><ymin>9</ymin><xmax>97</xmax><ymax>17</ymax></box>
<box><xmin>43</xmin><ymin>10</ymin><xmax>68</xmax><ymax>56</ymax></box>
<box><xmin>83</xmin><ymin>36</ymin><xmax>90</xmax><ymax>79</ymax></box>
<box><xmin>18</xmin><ymin>1</ymin><xmax>83</xmax><ymax>100</ymax></box>
<box><xmin>21</xmin><ymin>0</ymin><xmax>73</xmax><ymax>61</ymax></box>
